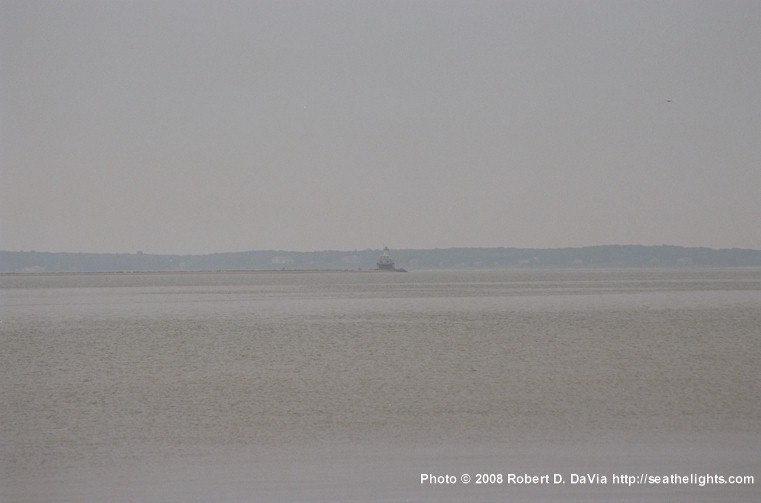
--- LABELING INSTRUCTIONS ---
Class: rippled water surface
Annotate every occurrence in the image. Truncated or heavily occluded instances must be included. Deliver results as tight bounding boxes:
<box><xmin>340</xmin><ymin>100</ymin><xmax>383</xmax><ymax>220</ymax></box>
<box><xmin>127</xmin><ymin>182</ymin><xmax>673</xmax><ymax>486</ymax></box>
<box><xmin>2</xmin><ymin>269</ymin><xmax>760</xmax><ymax>501</ymax></box>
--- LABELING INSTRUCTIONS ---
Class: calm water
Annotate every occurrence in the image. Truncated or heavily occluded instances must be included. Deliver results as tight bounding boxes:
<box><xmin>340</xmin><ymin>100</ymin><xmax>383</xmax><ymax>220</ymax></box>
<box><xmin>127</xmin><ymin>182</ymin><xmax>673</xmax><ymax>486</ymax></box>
<box><xmin>1</xmin><ymin>269</ymin><xmax>759</xmax><ymax>501</ymax></box>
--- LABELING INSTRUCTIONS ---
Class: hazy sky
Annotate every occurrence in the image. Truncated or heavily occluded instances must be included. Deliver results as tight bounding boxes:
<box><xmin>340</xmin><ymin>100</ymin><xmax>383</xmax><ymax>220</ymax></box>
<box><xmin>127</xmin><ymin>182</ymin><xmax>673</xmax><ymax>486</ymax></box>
<box><xmin>2</xmin><ymin>0</ymin><xmax>760</xmax><ymax>254</ymax></box>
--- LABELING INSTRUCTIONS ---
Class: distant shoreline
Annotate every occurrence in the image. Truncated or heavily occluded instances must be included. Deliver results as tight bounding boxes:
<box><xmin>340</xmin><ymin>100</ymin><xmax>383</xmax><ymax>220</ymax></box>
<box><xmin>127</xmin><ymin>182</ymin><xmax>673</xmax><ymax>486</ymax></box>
<box><xmin>4</xmin><ymin>266</ymin><xmax>761</xmax><ymax>277</ymax></box>
<box><xmin>2</xmin><ymin>245</ymin><xmax>760</xmax><ymax>273</ymax></box>
<box><xmin>0</xmin><ymin>268</ymin><xmax>405</xmax><ymax>276</ymax></box>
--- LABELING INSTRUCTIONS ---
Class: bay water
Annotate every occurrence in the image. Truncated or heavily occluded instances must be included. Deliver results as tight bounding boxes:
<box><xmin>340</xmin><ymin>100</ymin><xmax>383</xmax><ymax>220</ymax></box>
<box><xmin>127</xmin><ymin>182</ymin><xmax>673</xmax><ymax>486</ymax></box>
<box><xmin>1</xmin><ymin>269</ymin><xmax>759</xmax><ymax>501</ymax></box>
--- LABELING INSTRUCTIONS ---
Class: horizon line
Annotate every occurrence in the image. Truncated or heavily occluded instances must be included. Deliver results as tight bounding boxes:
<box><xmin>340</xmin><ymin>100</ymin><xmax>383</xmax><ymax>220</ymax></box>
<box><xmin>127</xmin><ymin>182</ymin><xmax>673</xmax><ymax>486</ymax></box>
<box><xmin>3</xmin><ymin>243</ymin><xmax>761</xmax><ymax>255</ymax></box>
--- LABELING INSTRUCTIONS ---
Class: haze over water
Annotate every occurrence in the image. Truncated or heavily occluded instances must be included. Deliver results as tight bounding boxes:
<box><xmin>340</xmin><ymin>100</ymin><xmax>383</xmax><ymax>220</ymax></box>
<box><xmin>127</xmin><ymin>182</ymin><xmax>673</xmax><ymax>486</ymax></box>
<box><xmin>1</xmin><ymin>268</ymin><xmax>759</xmax><ymax>501</ymax></box>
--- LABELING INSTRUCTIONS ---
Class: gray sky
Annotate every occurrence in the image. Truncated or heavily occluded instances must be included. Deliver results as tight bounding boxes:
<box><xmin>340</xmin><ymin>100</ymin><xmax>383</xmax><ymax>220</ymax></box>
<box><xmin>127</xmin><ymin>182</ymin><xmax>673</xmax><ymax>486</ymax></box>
<box><xmin>2</xmin><ymin>0</ymin><xmax>760</xmax><ymax>254</ymax></box>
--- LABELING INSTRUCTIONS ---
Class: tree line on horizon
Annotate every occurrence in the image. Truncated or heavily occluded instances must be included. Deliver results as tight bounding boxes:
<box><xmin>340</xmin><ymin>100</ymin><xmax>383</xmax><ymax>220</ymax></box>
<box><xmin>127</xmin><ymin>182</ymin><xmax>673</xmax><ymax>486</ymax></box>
<box><xmin>2</xmin><ymin>245</ymin><xmax>760</xmax><ymax>273</ymax></box>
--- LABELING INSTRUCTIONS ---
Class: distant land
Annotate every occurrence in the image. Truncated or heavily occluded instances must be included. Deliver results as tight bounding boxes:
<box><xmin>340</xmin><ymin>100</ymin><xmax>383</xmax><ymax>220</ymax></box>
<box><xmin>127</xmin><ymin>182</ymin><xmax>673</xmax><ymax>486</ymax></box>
<box><xmin>1</xmin><ymin>246</ymin><xmax>761</xmax><ymax>273</ymax></box>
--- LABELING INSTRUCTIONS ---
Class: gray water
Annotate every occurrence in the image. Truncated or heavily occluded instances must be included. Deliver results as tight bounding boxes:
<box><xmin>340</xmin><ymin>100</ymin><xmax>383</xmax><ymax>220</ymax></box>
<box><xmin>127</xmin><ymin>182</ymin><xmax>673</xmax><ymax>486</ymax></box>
<box><xmin>1</xmin><ymin>269</ymin><xmax>759</xmax><ymax>501</ymax></box>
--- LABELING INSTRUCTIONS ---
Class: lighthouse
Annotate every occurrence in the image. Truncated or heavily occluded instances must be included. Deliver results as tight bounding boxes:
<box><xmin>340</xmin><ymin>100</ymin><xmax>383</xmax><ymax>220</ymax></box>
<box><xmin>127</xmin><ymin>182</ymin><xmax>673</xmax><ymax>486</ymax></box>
<box><xmin>376</xmin><ymin>247</ymin><xmax>396</xmax><ymax>270</ymax></box>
